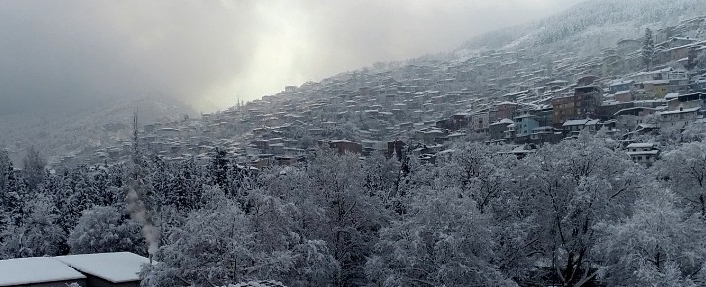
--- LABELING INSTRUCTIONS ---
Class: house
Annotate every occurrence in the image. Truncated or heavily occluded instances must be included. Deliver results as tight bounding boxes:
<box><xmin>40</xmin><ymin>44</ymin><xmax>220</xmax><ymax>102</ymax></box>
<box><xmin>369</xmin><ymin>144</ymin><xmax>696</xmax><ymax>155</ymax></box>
<box><xmin>667</xmin><ymin>92</ymin><xmax>706</xmax><ymax>111</ymax></box>
<box><xmin>608</xmin><ymin>80</ymin><xmax>633</xmax><ymax>94</ymax></box>
<box><xmin>449</xmin><ymin>113</ymin><xmax>471</xmax><ymax>130</ymax></box>
<box><xmin>489</xmin><ymin>119</ymin><xmax>514</xmax><ymax>140</ymax></box>
<box><xmin>513</xmin><ymin>114</ymin><xmax>540</xmax><ymax>138</ymax></box>
<box><xmin>625</xmin><ymin>143</ymin><xmax>660</xmax><ymax>166</ymax></box>
<box><xmin>471</xmin><ymin>111</ymin><xmax>490</xmax><ymax>132</ymax></box>
<box><xmin>552</xmin><ymin>86</ymin><xmax>602</xmax><ymax>127</ymax></box>
<box><xmin>640</xmin><ymin>80</ymin><xmax>670</xmax><ymax>100</ymax></box>
<box><xmin>613</xmin><ymin>90</ymin><xmax>634</xmax><ymax>102</ymax></box>
<box><xmin>328</xmin><ymin>140</ymin><xmax>363</xmax><ymax>155</ymax></box>
<box><xmin>494</xmin><ymin>102</ymin><xmax>519</xmax><ymax>121</ymax></box>
<box><xmin>562</xmin><ymin>119</ymin><xmax>600</xmax><ymax>134</ymax></box>
<box><xmin>0</xmin><ymin>257</ymin><xmax>87</xmax><ymax>287</ymax></box>
<box><xmin>657</xmin><ymin>107</ymin><xmax>700</xmax><ymax>129</ymax></box>
<box><xmin>614</xmin><ymin>107</ymin><xmax>657</xmax><ymax>131</ymax></box>
<box><xmin>497</xmin><ymin>145</ymin><xmax>537</xmax><ymax>159</ymax></box>
<box><xmin>274</xmin><ymin>155</ymin><xmax>304</xmax><ymax>166</ymax></box>
<box><xmin>528</xmin><ymin>126</ymin><xmax>563</xmax><ymax>144</ymax></box>
<box><xmin>54</xmin><ymin>252</ymin><xmax>150</xmax><ymax>287</ymax></box>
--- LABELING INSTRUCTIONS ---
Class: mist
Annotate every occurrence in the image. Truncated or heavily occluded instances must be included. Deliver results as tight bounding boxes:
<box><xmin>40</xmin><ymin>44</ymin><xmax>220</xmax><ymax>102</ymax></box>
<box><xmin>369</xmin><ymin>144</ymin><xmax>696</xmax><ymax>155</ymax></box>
<box><xmin>0</xmin><ymin>0</ymin><xmax>585</xmax><ymax>113</ymax></box>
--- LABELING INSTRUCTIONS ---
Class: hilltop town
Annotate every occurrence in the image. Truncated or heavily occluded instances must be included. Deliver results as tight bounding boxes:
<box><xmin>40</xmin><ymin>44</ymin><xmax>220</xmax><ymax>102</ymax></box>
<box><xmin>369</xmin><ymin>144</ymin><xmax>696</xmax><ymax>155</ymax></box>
<box><xmin>7</xmin><ymin>2</ymin><xmax>706</xmax><ymax>287</ymax></box>
<box><xmin>60</xmin><ymin>16</ymin><xmax>706</xmax><ymax>169</ymax></box>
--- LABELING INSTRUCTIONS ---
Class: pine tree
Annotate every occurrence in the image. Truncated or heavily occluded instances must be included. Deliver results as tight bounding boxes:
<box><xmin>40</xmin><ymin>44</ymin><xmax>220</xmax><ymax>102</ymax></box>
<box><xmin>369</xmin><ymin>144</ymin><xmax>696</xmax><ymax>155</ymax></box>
<box><xmin>22</xmin><ymin>146</ymin><xmax>46</xmax><ymax>191</ymax></box>
<box><xmin>643</xmin><ymin>28</ymin><xmax>655</xmax><ymax>70</ymax></box>
<box><xmin>210</xmin><ymin>147</ymin><xmax>230</xmax><ymax>190</ymax></box>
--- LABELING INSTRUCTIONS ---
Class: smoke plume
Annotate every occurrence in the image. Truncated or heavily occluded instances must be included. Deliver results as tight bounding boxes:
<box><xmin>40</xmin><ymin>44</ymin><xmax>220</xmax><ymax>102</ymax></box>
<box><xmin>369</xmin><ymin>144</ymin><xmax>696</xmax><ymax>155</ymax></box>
<box><xmin>126</xmin><ymin>183</ymin><xmax>160</xmax><ymax>257</ymax></box>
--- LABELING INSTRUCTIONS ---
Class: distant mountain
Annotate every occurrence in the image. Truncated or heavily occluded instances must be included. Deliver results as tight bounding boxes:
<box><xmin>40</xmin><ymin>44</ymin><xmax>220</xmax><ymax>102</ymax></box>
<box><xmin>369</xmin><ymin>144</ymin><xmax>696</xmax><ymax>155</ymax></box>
<box><xmin>0</xmin><ymin>96</ymin><xmax>194</xmax><ymax>166</ymax></box>
<box><xmin>463</xmin><ymin>0</ymin><xmax>706</xmax><ymax>56</ymax></box>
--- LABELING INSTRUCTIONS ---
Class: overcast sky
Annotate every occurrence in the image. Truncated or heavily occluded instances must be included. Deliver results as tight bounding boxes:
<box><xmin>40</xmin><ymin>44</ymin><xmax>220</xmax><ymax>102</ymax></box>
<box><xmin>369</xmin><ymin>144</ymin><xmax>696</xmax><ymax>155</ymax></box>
<box><xmin>0</xmin><ymin>0</ymin><xmax>585</xmax><ymax>113</ymax></box>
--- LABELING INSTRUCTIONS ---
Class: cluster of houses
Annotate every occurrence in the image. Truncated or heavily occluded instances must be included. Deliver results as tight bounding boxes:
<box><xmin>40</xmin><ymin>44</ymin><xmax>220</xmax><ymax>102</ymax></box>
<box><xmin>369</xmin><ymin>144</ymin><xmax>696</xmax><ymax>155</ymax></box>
<box><xmin>58</xmin><ymin>16</ymin><xmax>706</xmax><ymax>169</ymax></box>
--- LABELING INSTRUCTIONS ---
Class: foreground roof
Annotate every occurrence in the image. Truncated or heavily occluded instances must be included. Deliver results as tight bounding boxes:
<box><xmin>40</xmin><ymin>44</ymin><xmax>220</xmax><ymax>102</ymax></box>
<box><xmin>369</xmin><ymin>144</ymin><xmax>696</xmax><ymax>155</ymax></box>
<box><xmin>0</xmin><ymin>257</ymin><xmax>86</xmax><ymax>286</ymax></box>
<box><xmin>55</xmin><ymin>252</ymin><xmax>150</xmax><ymax>283</ymax></box>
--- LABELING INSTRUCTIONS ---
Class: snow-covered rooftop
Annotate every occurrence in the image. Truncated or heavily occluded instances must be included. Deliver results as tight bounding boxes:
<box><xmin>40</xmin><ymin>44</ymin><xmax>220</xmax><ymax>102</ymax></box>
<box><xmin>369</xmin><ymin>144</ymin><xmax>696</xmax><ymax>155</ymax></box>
<box><xmin>0</xmin><ymin>257</ymin><xmax>86</xmax><ymax>286</ymax></box>
<box><xmin>665</xmin><ymin>92</ymin><xmax>680</xmax><ymax>99</ymax></box>
<box><xmin>54</xmin><ymin>252</ymin><xmax>150</xmax><ymax>283</ymax></box>
<box><xmin>230</xmin><ymin>280</ymin><xmax>288</xmax><ymax>287</ymax></box>
<box><xmin>627</xmin><ymin>150</ymin><xmax>660</xmax><ymax>156</ymax></box>
<box><xmin>562</xmin><ymin>119</ymin><xmax>589</xmax><ymax>126</ymax></box>
<box><xmin>658</xmin><ymin>107</ymin><xmax>700</xmax><ymax>115</ymax></box>
<box><xmin>626</xmin><ymin>143</ymin><xmax>655</xmax><ymax>149</ymax></box>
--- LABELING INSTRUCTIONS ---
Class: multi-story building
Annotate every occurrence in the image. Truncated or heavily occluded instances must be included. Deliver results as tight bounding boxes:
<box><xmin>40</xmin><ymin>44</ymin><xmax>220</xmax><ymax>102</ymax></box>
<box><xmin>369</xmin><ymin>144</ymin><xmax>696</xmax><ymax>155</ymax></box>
<box><xmin>625</xmin><ymin>143</ymin><xmax>660</xmax><ymax>166</ymax></box>
<box><xmin>552</xmin><ymin>85</ymin><xmax>603</xmax><ymax>127</ymax></box>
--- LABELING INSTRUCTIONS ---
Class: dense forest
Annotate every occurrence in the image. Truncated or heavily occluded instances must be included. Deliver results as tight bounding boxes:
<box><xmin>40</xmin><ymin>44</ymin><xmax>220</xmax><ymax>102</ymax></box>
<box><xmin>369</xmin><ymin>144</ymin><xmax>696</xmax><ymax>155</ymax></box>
<box><xmin>2</xmin><ymin>129</ymin><xmax>706</xmax><ymax>287</ymax></box>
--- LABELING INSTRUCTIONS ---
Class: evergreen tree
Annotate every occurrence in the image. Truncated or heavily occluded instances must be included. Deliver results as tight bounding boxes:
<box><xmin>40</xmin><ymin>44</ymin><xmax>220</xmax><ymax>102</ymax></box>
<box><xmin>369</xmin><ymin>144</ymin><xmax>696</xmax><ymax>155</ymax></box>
<box><xmin>210</xmin><ymin>147</ymin><xmax>230</xmax><ymax>191</ymax></box>
<box><xmin>21</xmin><ymin>146</ymin><xmax>46</xmax><ymax>191</ymax></box>
<box><xmin>0</xmin><ymin>149</ymin><xmax>11</xmax><ymax>193</ymax></box>
<box><xmin>642</xmin><ymin>28</ymin><xmax>655</xmax><ymax>70</ymax></box>
<box><xmin>68</xmin><ymin>205</ymin><xmax>145</xmax><ymax>255</ymax></box>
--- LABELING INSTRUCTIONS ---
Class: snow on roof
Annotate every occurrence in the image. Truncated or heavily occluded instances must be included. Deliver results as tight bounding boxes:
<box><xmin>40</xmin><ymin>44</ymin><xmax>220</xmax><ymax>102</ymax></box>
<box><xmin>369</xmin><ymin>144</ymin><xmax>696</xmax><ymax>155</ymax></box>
<box><xmin>658</xmin><ymin>107</ymin><xmax>700</xmax><ymax>115</ymax></box>
<box><xmin>642</xmin><ymin>80</ymin><xmax>669</xmax><ymax>85</ymax></box>
<box><xmin>54</xmin><ymin>252</ymin><xmax>150</xmax><ymax>283</ymax></box>
<box><xmin>499</xmin><ymin>118</ymin><xmax>514</xmax><ymax>124</ymax></box>
<box><xmin>0</xmin><ymin>257</ymin><xmax>86</xmax><ymax>286</ymax></box>
<box><xmin>562</xmin><ymin>119</ymin><xmax>589</xmax><ymax>126</ymax></box>
<box><xmin>609</xmin><ymin>80</ymin><xmax>634</xmax><ymax>86</ymax></box>
<box><xmin>665</xmin><ymin>93</ymin><xmax>680</xmax><ymax>99</ymax></box>
<box><xmin>626</xmin><ymin>143</ymin><xmax>655</xmax><ymax>149</ymax></box>
<box><xmin>229</xmin><ymin>280</ymin><xmax>288</xmax><ymax>287</ymax></box>
<box><xmin>547</xmin><ymin>79</ymin><xmax>568</xmax><ymax>84</ymax></box>
<box><xmin>627</xmin><ymin>150</ymin><xmax>660</xmax><ymax>156</ymax></box>
<box><xmin>586</xmin><ymin>119</ymin><xmax>600</xmax><ymax>125</ymax></box>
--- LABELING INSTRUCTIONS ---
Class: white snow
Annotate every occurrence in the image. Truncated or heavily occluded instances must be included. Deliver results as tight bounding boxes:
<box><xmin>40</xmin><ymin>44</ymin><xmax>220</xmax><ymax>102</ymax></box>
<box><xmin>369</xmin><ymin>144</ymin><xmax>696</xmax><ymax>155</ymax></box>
<box><xmin>230</xmin><ymin>280</ymin><xmax>287</xmax><ymax>287</ymax></box>
<box><xmin>562</xmin><ymin>119</ymin><xmax>590</xmax><ymax>126</ymax></box>
<box><xmin>0</xmin><ymin>257</ymin><xmax>86</xmax><ymax>286</ymax></box>
<box><xmin>626</xmin><ymin>143</ymin><xmax>655</xmax><ymax>149</ymax></box>
<box><xmin>55</xmin><ymin>252</ymin><xmax>150</xmax><ymax>283</ymax></box>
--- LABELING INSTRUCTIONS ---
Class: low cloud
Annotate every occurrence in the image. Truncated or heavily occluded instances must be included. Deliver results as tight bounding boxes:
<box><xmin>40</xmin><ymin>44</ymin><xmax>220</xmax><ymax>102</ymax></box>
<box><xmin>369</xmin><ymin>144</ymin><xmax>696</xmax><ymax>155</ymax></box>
<box><xmin>0</xmin><ymin>0</ymin><xmax>584</xmax><ymax>113</ymax></box>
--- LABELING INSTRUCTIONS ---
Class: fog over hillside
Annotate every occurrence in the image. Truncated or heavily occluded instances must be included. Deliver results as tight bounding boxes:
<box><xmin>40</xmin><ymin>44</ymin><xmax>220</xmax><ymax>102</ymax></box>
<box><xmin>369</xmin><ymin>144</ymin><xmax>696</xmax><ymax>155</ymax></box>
<box><xmin>0</xmin><ymin>0</ymin><xmax>583</xmax><ymax>114</ymax></box>
<box><xmin>4</xmin><ymin>1</ymin><xmax>706</xmax><ymax>287</ymax></box>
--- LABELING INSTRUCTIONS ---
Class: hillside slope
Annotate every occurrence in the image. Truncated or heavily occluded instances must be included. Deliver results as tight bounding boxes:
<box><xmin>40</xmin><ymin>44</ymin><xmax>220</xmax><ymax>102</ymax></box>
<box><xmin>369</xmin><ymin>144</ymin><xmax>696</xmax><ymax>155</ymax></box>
<box><xmin>464</xmin><ymin>0</ymin><xmax>706</xmax><ymax>56</ymax></box>
<box><xmin>0</xmin><ymin>97</ymin><xmax>194</xmax><ymax>165</ymax></box>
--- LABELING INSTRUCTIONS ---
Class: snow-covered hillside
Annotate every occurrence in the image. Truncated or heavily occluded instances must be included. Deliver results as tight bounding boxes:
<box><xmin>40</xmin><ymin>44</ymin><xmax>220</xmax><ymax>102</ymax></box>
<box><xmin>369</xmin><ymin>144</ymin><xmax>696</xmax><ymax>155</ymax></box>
<box><xmin>0</xmin><ymin>97</ymin><xmax>194</xmax><ymax>166</ymax></box>
<box><xmin>464</xmin><ymin>0</ymin><xmax>706</xmax><ymax>56</ymax></box>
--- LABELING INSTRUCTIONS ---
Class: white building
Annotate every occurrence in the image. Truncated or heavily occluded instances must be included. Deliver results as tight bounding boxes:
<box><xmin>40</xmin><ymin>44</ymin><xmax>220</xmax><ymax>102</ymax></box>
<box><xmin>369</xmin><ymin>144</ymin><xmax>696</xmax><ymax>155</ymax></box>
<box><xmin>625</xmin><ymin>143</ymin><xmax>660</xmax><ymax>165</ymax></box>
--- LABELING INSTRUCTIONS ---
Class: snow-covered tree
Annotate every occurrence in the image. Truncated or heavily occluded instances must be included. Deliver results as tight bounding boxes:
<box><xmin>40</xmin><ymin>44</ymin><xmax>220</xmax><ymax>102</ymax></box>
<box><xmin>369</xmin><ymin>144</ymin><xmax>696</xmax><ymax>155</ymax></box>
<box><xmin>442</xmin><ymin>142</ymin><xmax>514</xmax><ymax>214</ymax></box>
<box><xmin>306</xmin><ymin>149</ymin><xmax>389</xmax><ymax>286</ymax></box>
<box><xmin>0</xmin><ymin>193</ymin><xmax>65</xmax><ymax>259</ymax></box>
<box><xmin>21</xmin><ymin>146</ymin><xmax>46</xmax><ymax>191</ymax></box>
<box><xmin>141</xmin><ymin>188</ymin><xmax>256</xmax><ymax>287</ymax></box>
<box><xmin>67</xmin><ymin>205</ymin><xmax>145</xmax><ymax>255</ymax></box>
<box><xmin>366</xmin><ymin>184</ymin><xmax>517</xmax><ymax>287</ymax></box>
<box><xmin>595</xmin><ymin>187</ymin><xmax>706</xmax><ymax>286</ymax></box>
<box><xmin>655</xmin><ymin>141</ymin><xmax>706</xmax><ymax>216</ymax></box>
<box><xmin>142</xmin><ymin>187</ymin><xmax>338</xmax><ymax>287</ymax></box>
<box><xmin>362</xmin><ymin>151</ymin><xmax>401</xmax><ymax>200</ymax></box>
<box><xmin>516</xmin><ymin>132</ymin><xmax>641</xmax><ymax>286</ymax></box>
<box><xmin>643</xmin><ymin>28</ymin><xmax>654</xmax><ymax>70</ymax></box>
